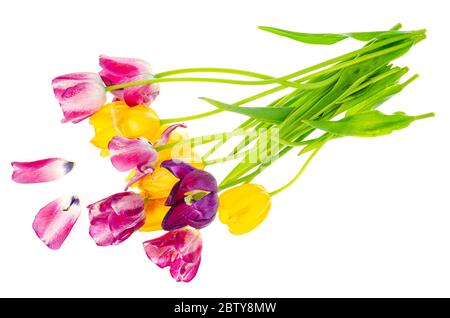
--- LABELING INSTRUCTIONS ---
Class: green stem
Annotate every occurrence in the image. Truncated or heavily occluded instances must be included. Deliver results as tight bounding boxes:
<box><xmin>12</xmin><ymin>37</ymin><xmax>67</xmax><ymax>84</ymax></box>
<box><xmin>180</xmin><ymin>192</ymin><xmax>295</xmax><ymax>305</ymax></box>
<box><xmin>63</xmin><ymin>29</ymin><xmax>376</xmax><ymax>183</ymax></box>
<box><xmin>289</xmin><ymin>40</ymin><xmax>415</xmax><ymax>85</ymax></box>
<box><xmin>155</xmin><ymin>67</ymin><xmax>272</xmax><ymax>79</ymax></box>
<box><xmin>203</xmin><ymin>150</ymin><xmax>249</xmax><ymax>166</ymax></box>
<box><xmin>160</xmin><ymin>110</ymin><xmax>222</xmax><ymax>124</ymax></box>
<box><xmin>269</xmin><ymin>141</ymin><xmax>325</xmax><ymax>196</ymax></box>
<box><xmin>155</xmin><ymin>130</ymin><xmax>256</xmax><ymax>151</ymax></box>
<box><xmin>218</xmin><ymin>169</ymin><xmax>261</xmax><ymax>192</ymax></box>
<box><xmin>105</xmin><ymin>76</ymin><xmax>302</xmax><ymax>91</ymax></box>
<box><xmin>202</xmin><ymin>35</ymin><xmax>419</xmax><ymax>158</ymax></box>
<box><xmin>160</xmin><ymin>85</ymin><xmax>286</xmax><ymax>124</ymax></box>
<box><xmin>159</xmin><ymin>36</ymin><xmax>416</xmax><ymax>125</ymax></box>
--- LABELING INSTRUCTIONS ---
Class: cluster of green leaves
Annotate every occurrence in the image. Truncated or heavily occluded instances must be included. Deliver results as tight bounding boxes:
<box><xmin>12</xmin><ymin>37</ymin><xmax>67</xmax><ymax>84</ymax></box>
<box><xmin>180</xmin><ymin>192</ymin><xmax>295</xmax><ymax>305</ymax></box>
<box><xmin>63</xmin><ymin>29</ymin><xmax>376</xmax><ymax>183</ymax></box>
<box><xmin>200</xmin><ymin>24</ymin><xmax>433</xmax><ymax>193</ymax></box>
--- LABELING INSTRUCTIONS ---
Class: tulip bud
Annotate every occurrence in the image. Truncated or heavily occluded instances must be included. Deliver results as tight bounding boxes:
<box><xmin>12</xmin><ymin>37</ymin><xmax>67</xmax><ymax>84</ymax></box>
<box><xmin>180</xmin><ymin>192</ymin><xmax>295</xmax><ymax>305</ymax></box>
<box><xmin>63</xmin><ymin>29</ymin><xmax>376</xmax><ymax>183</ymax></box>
<box><xmin>218</xmin><ymin>184</ymin><xmax>271</xmax><ymax>235</ymax></box>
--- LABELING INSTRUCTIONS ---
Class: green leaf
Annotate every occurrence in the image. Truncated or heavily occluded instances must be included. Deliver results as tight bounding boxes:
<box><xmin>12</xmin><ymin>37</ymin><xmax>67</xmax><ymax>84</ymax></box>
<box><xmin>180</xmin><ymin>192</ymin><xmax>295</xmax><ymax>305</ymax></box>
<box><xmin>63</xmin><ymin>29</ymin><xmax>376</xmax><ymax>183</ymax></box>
<box><xmin>303</xmin><ymin>110</ymin><xmax>434</xmax><ymax>137</ymax></box>
<box><xmin>200</xmin><ymin>97</ymin><xmax>293</xmax><ymax>124</ymax></box>
<box><xmin>259</xmin><ymin>26</ymin><xmax>347</xmax><ymax>45</ymax></box>
<box><xmin>258</xmin><ymin>26</ymin><xmax>417</xmax><ymax>45</ymax></box>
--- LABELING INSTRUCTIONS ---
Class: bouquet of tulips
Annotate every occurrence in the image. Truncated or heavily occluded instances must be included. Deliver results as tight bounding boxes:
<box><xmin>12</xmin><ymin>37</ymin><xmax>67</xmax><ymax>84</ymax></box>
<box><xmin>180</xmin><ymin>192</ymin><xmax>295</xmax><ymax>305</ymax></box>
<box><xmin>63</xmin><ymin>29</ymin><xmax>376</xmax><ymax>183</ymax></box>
<box><xmin>11</xmin><ymin>24</ymin><xmax>433</xmax><ymax>282</ymax></box>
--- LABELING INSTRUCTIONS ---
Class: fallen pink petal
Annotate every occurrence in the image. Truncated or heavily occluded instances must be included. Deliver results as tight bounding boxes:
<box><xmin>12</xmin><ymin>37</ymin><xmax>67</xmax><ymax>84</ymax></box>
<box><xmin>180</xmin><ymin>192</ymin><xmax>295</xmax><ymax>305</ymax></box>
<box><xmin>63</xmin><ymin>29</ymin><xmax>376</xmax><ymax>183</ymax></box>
<box><xmin>32</xmin><ymin>195</ymin><xmax>81</xmax><ymax>250</ymax></box>
<box><xmin>11</xmin><ymin>158</ymin><xmax>74</xmax><ymax>184</ymax></box>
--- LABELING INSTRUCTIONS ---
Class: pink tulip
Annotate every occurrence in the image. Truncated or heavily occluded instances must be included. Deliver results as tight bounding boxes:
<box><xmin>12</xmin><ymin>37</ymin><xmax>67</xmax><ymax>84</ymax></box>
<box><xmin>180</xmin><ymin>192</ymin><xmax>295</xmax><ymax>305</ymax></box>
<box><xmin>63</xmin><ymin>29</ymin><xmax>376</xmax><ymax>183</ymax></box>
<box><xmin>108</xmin><ymin>125</ymin><xmax>186</xmax><ymax>191</ymax></box>
<box><xmin>143</xmin><ymin>228</ymin><xmax>202</xmax><ymax>282</ymax></box>
<box><xmin>52</xmin><ymin>72</ymin><xmax>106</xmax><ymax>123</ymax></box>
<box><xmin>108</xmin><ymin>136</ymin><xmax>157</xmax><ymax>172</ymax></box>
<box><xmin>33</xmin><ymin>195</ymin><xmax>81</xmax><ymax>250</ymax></box>
<box><xmin>88</xmin><ymin>192</ymin><xmax>145</xmax><ymax>246</ymax></box>
<box><xmin>99</xmin><ymin>55</ymin><xmax>159</xmax><ymax>106</ymax></box>
<box><xmin>11</xmin><ymin>158</ymin><xmax>74</xmax><ymax>184</ymax></box>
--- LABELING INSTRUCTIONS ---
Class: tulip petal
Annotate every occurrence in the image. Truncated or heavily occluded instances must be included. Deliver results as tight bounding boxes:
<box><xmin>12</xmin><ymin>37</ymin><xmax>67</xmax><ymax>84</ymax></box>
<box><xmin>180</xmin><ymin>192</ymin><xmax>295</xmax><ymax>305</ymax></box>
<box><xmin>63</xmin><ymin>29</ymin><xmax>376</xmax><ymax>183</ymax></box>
<box><xmin>99</xmin><ymin>55</ymin><xmax>152</xmax><ymax>85</ymax></box>
<box><xmin>89</xmin><ymin>217</ymin><xmax>115</xmax><ymax>246</ymax></box>
<box><xmin>109</xmin><ymin>212</ymin><xmax>145</xmax><ymax>244</ymax></box>
<box><xmin>162</xmin><ymin>203</ymin><xmax>193</xmax><ymax>230</ymax></box>
<box><xmin>99</xmin><ymin>55</ymin><xmax>159</xmax><ymax>107</ymax></box>
<box><xmin>170</xmin><ymin>257</ymin><xmax>201</xmax><ymax>282</ymax></box>
<box><xmin>160</xmin><ymin>160</ymin><xmax>196</xmax><ymax>179</ymax></box>
<box><xmin>143</xmin><ymin>241</ymin><xmax>177</xmax><ymax>268</ymax></box>
<box><xmin>190</xmin><ymin>192</ymin><xmax>218</xmax><ymax>228</ymax></box>
<box><xmin>124</xmin><ymin>170</ymin><xmax>152</xmax><ymax>191</ymax></box>
<box><xmin>52</xmin><ymin>72</ymin><xmax>106</xmax><ymax>123</ymax></box>
<box><xmin>178</xmin><ymin>170</ymin><xmax>218</xmax><ymax>194</ymax></box>
<box><xmin>142</xmin><ymin>228</ymin><xmax>202</xmax><ymax>282</ymax></box>
<box><xmin>11</xmin><ymin>158</ymin><xmax>74</xmax><ymax>184</ymax></box>
<box><xmin>162</xmin><ymin>193</ymin><xmax>217</xmax><ymax>230</ymax></box>
<box><xmin>218</xmin><ymin>184</ymin><xmax>272</xmax><ymax>235</ymax></box>
<box><xmin>32</xmin><ymin>195</ymin><xmax>81</xmax><ymax>250</ymax></box>
<box><xmin>110</xmin><ymin>191</ymin><xmax>144</xmax><ymax>216</ymax></box>
<box><xmin>161</xmin><ymin>160</ymin><xmax>218</xmax><ymax>230</ymax></box>
<box><xmin>165</xmin><ymin>181</ymin><xmax>182</xmax><ymax>206</ymax></box>
<box><xmin>123</xmin><ymin>74</ymin><xmax>160</xmax><ymax>107</ymax></box>
<box><xmin>108</xmin><ymin>136</ymin><xmax>157</xmax><ymax>172</ymax></box>
<box><xmin>109</xmin><ymin>192</ymin><xmax>146</xmax><ymax>243</ymax></box>
<box><xmin>88</xmin><ymin>192</ymin><xmax>145</xmax><ymax>246</ymax></box>
<box><xmin>156</xmin><ymin>124</ymin><xmax>187</xmax><ymax>146</ymax></box>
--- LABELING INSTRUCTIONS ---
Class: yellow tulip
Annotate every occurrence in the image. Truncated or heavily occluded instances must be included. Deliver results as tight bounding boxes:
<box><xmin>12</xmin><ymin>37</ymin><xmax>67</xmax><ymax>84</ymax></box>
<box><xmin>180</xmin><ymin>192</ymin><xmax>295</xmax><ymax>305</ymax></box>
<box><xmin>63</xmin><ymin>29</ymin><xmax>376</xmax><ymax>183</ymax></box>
<box><xmin>138</xmin><ymin>165</ymin><xmax>179</xmax><ymax>199</ymax></box>
<box><xmin>89</xmin><ymin>101</ymin><xmax>160</xmax><ymax>156</ymax></box>
<box><xmin>137</xmin><ymin>156</ymin><xmax>204</xmax><ymax>199</ymax></box>
<box><xmin>218</xmin><ymin>183</ymin><xmax>271</xmax><ymax>235</ymax></box>
<box><xmin>140</xmin><ymin>198</ymin><xmax>170</xmax><ymax>232</ymax></box>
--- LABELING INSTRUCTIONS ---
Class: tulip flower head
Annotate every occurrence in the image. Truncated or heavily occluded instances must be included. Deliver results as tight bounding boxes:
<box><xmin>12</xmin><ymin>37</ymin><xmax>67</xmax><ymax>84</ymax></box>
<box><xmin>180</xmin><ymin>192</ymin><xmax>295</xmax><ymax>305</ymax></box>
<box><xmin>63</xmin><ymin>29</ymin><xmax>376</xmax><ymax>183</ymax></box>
<box><xmin>89</xmin><ymin>101</ymin><xmax>160</xmax><ymax>156</ymax></box>
<box><xmin>108</xmin><ymin>136</ymin><xmax>158</xmax><ymax>189</ymax></box>
<box><xmin>52</xmin><ymin>72</ymin><xmax>106</xmax><ymax>123</ymax></box>
<box><xmin>143</xmin><ymin>227</ymin><xmax>202</xmax><ymax>282</ymax></box>
<box><xmin>108</xmin><ymin>124</ymin><xmax>186</xmax><ymax>190</ymax></box>
<box><xmin>161</xmin><ymin>160</ymin><xmax>218</xmax><ymax>230</ymax></box>
<box><xmin>219</xmin><ymin>183</ymin><xmax>271</xmax><ymax>235</ymax></box>
<box><xmin>99</xmin><ymin>55</ymin><xmax>159</xmax><ymax>107</ymax></box>
<box><xmin>88</xmin><ymin>192</ymin><xmax>145</xmax><ymax>246</ymax></box>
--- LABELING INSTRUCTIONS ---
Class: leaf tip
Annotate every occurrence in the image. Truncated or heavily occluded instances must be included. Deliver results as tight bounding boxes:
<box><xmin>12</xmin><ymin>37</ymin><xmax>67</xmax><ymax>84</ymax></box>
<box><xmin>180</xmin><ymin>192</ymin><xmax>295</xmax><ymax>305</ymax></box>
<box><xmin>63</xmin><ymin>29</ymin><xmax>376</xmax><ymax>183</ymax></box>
<box><xmin>414</xmin><ymin>112</ymin><xmax>435</xmax><ymax>120</ymax></box>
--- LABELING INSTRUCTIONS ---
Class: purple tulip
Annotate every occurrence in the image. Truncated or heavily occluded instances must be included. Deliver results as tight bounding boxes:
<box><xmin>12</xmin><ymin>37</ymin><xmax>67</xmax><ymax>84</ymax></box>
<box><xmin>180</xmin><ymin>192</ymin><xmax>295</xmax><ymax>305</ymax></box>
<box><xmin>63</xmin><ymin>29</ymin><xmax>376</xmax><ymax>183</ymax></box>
<box><xmin>160</xmin><ymin>160</ymin><xmax>218</xmax><ymax>230</ymax></box>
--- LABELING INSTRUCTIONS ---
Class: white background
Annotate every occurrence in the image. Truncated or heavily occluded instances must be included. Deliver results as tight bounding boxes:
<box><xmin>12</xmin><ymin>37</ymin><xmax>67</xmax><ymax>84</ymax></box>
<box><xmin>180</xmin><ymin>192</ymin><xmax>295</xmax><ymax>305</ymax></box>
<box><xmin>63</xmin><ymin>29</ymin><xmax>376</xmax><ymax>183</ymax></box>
<box><xmin>1</xmin><ymin>0</ymin><xmax>449</xmax><ymax>297</ymax></box>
